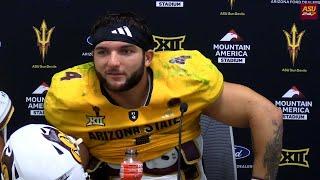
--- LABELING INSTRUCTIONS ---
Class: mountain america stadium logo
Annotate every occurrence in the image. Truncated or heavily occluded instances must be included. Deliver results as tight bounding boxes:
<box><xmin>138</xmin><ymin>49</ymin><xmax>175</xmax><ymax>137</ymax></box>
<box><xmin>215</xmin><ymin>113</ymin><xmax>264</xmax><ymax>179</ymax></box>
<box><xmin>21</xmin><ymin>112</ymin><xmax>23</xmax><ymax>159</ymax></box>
<box><xmin>213</xmin><ymin>29</ymin><xmax>251</xmax><ymax>64</ymax></box>
<box><xmin>25</xmin><ymin>82</ymin><xmax>49</xmax><ymax>116</ymax></box>
<box><xmin>281</xmin><ymin>86</ymin><xmax>305</xmax><ymax>98</ymax></box>
<box><xmin>32</xmin><ymin>82</ymin><xmax>49</xmax><ymax>94</ymax></box>
<box><xmin>220</xmin><ymin>30</ymin><xmax>243</xmax><ymax>42</ymax></box>
<box><xmin>275</xmin><ymin>86</ymin><xmax>312</xmax><ymax>120</ymax></box>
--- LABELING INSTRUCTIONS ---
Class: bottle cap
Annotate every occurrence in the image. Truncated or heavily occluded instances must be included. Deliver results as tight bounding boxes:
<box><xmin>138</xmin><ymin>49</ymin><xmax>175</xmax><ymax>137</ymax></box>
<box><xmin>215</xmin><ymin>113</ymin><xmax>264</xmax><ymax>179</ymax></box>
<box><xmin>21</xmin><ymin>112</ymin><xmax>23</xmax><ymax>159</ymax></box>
<box><xmin>125</xmin><ymin>148</ymin><xmax>138</xmax><ymax>155</ymax></box>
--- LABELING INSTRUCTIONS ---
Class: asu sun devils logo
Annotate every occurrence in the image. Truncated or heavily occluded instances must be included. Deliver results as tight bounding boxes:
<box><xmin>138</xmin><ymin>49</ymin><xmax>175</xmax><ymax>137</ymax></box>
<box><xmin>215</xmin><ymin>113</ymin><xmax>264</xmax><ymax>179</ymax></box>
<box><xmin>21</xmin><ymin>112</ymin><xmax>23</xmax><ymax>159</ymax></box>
<box><xmin>283</xmin><ymin>23</ymin><xmax>305</xmax><ymax>67</ymax></box>
<box><xmin>86</xmin><ymin>106</ymin><xmax>105</xmax><ymax>126</ymax></box>
<box><xmin>300</xmin><ymin>4</ymin><xmax>318</xmax><ymax>20</ymax></box>
<box><xmin>229</xmin><ymin>0</ymin><xmax>236</xmax><ymax>9</ymax></box>
<box><xmin>280</xmin><ymin>148</ymin><xmax>309</xmax><ymax>168</ymax></box>
<box><xmin>153</xmin><ymin>35</ymin><xmax>185</xmax><ymax>51</ymax></box>
<box><xmin>33</xmin><ymin>20</ymin><xmax>55</xmax><ymax>63</ymax></box>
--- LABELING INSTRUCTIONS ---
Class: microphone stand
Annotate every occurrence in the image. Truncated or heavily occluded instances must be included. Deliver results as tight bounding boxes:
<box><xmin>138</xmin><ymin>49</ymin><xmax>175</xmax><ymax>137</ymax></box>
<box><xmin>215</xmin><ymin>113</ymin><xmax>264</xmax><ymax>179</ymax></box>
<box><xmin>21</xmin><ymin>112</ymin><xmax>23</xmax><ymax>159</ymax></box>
<box><xmin>177</xmin><ymin>103</ymin><xmax>188</xmax><ymax>180</ymax></box>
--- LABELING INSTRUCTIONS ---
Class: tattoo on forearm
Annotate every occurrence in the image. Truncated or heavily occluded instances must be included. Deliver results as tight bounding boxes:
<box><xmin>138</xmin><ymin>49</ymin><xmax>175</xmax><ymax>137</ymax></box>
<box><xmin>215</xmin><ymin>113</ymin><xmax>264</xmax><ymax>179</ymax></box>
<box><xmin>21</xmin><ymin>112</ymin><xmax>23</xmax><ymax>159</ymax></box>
<box><xmin>263</xmin><ymin>120</ymin><xmax>283</xmax><ymax>180</ymax></box>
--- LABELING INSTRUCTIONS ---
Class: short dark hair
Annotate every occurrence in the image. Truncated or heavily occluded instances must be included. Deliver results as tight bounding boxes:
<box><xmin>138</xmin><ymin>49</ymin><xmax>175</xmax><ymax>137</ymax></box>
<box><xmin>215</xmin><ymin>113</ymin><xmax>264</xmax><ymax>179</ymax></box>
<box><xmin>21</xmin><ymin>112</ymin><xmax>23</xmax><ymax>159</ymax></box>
<box><xmin>91</xmin><ymin>12</ymin><xmax>153</xmax><ymax>50</ymax></box>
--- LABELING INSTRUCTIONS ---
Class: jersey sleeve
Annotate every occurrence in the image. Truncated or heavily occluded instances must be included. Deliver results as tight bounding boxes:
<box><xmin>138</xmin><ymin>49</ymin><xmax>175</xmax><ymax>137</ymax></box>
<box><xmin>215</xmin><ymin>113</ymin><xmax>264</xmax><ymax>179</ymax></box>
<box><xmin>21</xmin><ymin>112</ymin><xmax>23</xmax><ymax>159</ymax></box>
<box><xmin>191</xmin><ymin>50</ymin><xmax>224</xmax><ymax>104</ymax></box>
<box><xmin>44</xmin><ymin>63</ymin><xmax>92</xmax><ymax>131</ymax></box>
<box><xmin>152</xmin><ymin>50</ymin><xmax>224</xmax><ymax>111</ymax></box>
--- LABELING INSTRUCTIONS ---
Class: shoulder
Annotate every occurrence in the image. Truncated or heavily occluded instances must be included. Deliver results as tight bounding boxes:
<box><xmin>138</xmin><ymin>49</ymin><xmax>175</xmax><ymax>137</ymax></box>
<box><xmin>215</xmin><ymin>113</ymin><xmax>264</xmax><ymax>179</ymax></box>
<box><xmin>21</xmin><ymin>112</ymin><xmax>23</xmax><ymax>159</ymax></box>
<box><xmin>151</xmin><ymin>50</ymin><xmax>224</xmax><ymax>103</ymax></box>
<box><xmin>49</xmin><ymin>62</ymin><xmax>95</xmax><ymax>93</ymax></box>
<box><xmin>152</xmin><ymin>50</ymin><xmax>222</xmax><ymax>84</ymax></box>
<box><xmin>153</xmin><ymin>50</ymin><xmax>209</xmax><ymax>63</ymax></box>
<box><xmin>45</xmin><ymin>62</ymin><xmax>96</xmax><ymax>108</ymax></box>
<box><xmin>51</xmin><ymin>62</ymin><xmax>94</xmax><ymax>83</ymax></box>
<box><xmin>152</xmin><ymin>50</ymin><xmax>219</xmax><ymax>74</ymax></box>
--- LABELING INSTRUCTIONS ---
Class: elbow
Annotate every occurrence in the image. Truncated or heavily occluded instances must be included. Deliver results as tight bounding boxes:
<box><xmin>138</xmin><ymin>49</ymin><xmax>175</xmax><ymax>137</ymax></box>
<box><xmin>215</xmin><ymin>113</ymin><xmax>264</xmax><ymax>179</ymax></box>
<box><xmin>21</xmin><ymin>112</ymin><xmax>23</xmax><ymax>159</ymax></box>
<box><xmin>273</xmin><ymin>106</ymin><xmax>283</xmax><ymax>125</ymax></box>
<box><xmin>267</xmin><ymin>105</ymin><xmax>283</xmax><ymax>132</ymax></box>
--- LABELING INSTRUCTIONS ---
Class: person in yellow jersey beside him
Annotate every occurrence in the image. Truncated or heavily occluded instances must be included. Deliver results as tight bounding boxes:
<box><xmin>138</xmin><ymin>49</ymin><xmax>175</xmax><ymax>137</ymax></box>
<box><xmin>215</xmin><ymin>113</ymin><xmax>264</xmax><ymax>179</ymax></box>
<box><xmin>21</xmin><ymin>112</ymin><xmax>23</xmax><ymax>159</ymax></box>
<box><xmin>44</xmin><ymin>12</ymin><xmax>283</xmax><ymax>180</ymax></box>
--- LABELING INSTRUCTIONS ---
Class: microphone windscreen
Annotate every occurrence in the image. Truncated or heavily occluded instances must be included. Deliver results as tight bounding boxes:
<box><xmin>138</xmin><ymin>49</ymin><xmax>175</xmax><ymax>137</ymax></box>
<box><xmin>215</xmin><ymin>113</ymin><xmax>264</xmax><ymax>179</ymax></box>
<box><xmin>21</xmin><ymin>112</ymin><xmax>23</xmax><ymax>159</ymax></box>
<box><xmin>179</xmin><ymin>102</ymin><xmax>188</xmax><ymax>113</ymax></box>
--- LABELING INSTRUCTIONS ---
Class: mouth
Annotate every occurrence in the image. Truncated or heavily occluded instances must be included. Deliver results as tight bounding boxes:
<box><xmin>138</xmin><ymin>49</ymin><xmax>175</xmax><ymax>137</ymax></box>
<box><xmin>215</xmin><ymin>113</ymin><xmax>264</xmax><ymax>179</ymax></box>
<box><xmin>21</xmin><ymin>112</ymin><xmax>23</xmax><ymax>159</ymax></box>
<box><xmin>106</xmin><ymin>72</ymin><xmax>125</xmax><ymax>80</ymax></box>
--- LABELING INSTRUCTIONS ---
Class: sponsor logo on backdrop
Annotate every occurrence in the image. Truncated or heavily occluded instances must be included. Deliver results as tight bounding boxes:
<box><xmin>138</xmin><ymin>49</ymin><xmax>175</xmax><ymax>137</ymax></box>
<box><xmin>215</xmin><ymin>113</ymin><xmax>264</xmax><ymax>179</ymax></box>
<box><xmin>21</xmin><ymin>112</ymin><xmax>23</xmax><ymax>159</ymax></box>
<box><xmin>155</xmin><ymin>1</ymin><xmax>184</xmax><ymax>7</ymax></box>
<box><xmin>282</xmin><ymin>23</ymin><xmax>307</xmax><ymax>73</ymax></box>
<box><xmin>280</xmin><ymin>148</ymin><xmax>309</xmax><ymax>168</ymax></box>
<box><xmin>152</xmin><ymin>35</ymin><xmax>186</xmax><ymax>51</ymax></box>
<box><xmin>82</xmin><ymin>36</ymin><xmax>93</xmax><ymax>57</ymax></box>
<box><xmin>26</xmin><ymin>82</ymin><xmax>49</xmax><ymax>116</ymax></box>
<box><xmin>213</xmin><ymin>29</ymin><xmax>251</xmax><ymax>64</ymax></box>
<box><xmin>32</xmin><ymin>20</ymin><xmax>57</xmax><ymax>69</ymax></box>
<box><xmin>275</xmin><ymin>86</ymin><xmax>312</xmax><ymax>120</ymax></box>
<box><xmin>271</xmin><ymin>0</ymin><xmax>320</xmax><ymax>4</ymax></box>
<box><xmin>300</xmin><ymin>4</ymin><xmax>318</xmax><ymax>20</ymax></box>
<box><xmin>220</xmin><ymin>0</ymin><xmax>246</xmax><ymax>16</ymax></box>
<box><xmin>234</xmin><ymin>145</ymin><xmax>250</xmax><ymax>159</ymax></box>
<box><xmin>234</xmin><ymin>145</ymin><xmax>253</xmax><ymax>169</ymax></box>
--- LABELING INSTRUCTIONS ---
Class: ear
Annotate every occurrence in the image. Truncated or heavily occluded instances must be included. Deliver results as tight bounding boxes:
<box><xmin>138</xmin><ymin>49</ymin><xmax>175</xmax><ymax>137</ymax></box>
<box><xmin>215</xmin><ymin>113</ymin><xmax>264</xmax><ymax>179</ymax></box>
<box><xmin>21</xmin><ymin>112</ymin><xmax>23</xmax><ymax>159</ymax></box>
<box><xmin>144</xmin><ymin>50</ymin><xmax>154</xmax><ymax>67</ymax></box>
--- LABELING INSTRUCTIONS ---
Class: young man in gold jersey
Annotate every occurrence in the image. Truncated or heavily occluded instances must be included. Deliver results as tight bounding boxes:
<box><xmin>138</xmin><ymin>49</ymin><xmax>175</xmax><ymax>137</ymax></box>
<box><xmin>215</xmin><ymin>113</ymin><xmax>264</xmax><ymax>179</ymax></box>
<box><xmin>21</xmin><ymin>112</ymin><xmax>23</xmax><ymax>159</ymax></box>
<box><xmin>45</xmin><ymin>12</ymin><xmax>283</xmax><ymax>180</ymax></box>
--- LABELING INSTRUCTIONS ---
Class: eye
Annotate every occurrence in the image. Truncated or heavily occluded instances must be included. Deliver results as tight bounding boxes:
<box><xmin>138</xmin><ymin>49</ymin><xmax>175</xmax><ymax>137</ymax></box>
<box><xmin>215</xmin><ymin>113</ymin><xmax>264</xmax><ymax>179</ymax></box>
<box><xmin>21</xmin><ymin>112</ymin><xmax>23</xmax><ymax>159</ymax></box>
<box><xmin>94</xmin><ymin>48</ymin><xmax>109</xmax><ymax>56</ymax></box>
<box><xmin>120</xmin><ymin>48</ymin><xmax>134</xmax><ymax>55</ymax></box>
<box><xmin>96</xmin><ymin>50</ymin><xmax>106</xmax><ymax>55</ymax></box>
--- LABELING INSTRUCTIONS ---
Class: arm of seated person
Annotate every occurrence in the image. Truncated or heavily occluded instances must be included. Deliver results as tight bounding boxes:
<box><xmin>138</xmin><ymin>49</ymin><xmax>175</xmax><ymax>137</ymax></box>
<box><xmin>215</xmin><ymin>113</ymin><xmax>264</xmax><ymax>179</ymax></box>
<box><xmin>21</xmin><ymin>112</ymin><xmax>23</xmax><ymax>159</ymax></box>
<box><xmin>203</xmin><ymin>82</ymin><xmax>283</xmax><ymax>179</ymax></box>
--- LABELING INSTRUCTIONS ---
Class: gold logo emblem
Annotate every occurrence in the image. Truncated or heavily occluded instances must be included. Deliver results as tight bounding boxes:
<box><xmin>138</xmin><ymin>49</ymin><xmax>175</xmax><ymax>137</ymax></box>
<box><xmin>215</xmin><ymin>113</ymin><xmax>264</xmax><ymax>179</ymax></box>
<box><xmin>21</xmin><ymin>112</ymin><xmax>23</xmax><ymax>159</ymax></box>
<box><xmin>283</xmin><ymin>23</ymin><xmax>305</xmax><ymax>67</ymax></box>
<box><xmin>58</xmin><ymin>132</ymin><xmax>82</xmax><ymax>163</ymax></box>
<box><xmin>152</xmin><ymin>35</ymin><xmax>185</xmax><ymax>51</ymax></box>
<box><xmin>280</xmin><ymin>148</ymin><xmax>309</xmax><ymax>168</ymax></box>
<box><xmin>33</xmin><ymin>20</ymin><xmax>55</xmax><ymax>63</ymax></box>
<box><xmin>229</xmin><ymin>0</ymin><xmax>236</xmax><ymax>9</ymax></box>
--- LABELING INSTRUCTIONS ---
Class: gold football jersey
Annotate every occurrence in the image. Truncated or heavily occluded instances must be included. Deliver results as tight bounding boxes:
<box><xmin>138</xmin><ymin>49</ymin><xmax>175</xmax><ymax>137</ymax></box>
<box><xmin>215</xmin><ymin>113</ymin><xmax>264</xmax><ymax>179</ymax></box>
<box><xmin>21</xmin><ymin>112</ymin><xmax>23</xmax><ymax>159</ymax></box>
<box><xmin>44</xmin><ymin>50</ymin><xmax>224</xmax><ymax>163</ymax></box>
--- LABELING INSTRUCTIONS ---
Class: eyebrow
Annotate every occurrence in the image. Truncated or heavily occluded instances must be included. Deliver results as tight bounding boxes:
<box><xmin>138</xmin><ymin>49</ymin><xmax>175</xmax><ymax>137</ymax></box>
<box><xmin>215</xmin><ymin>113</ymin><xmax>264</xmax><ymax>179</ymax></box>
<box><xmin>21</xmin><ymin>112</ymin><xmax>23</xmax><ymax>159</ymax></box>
<box><xmin>94</xmin><ymin>47</ymin><xmax>106</xmax><ymax>51</ymax></box>
<box><xmin>120</xmin><ymin>44</ymin><xmax>136</xmax><ymax>49</ymax></box>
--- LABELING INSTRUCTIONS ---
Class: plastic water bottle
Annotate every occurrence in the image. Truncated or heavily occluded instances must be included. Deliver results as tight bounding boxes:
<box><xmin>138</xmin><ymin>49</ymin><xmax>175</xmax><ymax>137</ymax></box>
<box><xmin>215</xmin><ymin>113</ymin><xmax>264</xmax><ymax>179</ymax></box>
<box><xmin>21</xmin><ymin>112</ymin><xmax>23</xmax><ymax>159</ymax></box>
<box><xmin>120</xmin><ymin>148</ymin><xmax>143</xmax><ymax>180</ymax></box>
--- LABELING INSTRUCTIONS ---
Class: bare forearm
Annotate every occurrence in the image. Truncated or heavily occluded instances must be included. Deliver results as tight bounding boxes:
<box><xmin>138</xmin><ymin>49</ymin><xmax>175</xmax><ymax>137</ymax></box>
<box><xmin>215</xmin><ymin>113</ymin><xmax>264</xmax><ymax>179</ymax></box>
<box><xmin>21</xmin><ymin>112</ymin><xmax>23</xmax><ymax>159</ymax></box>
<box><xmin>262</xmin><ymin>119</ymin><xmax>283</xmax><ymax>179</ymax></box>
<box><xmin>251</xmin><ymin>113</ymin><xmax>283</xmax><ymax>180</ymax></box>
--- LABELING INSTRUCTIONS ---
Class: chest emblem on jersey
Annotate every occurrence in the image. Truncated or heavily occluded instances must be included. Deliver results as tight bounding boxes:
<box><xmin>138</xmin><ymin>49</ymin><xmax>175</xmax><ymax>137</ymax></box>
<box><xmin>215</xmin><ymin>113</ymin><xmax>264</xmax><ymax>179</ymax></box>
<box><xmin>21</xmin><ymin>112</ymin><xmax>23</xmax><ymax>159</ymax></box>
<box><xmin>86</xmin><ymin>106</ymin><xmax>105</xmax><ymax>126</ymax></box>
<box><xmin>128</xmin><ymin>110</ymin><xmax>139</xmax><ymax>121</ymax></box>
<box><xmin>169</xmin><ymin>55</ymin><xmax>191</xmax><ymax>65</ymax></box>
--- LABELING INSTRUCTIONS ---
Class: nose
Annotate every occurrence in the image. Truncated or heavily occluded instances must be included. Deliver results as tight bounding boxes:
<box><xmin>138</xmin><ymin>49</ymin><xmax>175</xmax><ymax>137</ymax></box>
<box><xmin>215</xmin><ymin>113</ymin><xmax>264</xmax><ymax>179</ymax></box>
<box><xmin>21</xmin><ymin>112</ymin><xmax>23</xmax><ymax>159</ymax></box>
<box><xmin>107</xmin><ymin>51</ymin><xmax>121</xmax><ymax>67</ymax></box>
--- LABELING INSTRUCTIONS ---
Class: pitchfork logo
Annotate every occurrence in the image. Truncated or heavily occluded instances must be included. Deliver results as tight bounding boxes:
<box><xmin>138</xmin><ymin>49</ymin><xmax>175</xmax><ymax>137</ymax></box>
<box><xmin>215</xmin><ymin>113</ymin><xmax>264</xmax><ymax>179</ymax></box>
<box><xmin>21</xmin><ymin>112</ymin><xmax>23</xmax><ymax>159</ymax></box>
<box><xmin>229</xmin><ymin>0</ymin><xmax>236</xmax><ymax>9</ymax></box>
<box><xmin>33</xmin><ymin>20</ymin><xmax>55</xmax><ymax>63</ymax></box>
<box><xmin>283</xmin><ymin>23</ymin><xmax>305</xmax><ymax>67</ymax></box>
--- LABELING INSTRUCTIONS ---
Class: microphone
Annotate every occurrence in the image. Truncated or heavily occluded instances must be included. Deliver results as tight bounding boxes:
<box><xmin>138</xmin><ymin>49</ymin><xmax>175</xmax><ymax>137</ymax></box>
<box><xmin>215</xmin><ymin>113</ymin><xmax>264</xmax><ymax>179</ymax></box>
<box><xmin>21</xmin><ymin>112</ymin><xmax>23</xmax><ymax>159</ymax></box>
<box><xmin>179</xmin><ymin>102</ymin><xmax>188</xmax><ymax>114</ymax></box>
<box><xmin>177</xmin><ymin>102</ymin><xmax>188</xmax><ymax>180</ymax></box>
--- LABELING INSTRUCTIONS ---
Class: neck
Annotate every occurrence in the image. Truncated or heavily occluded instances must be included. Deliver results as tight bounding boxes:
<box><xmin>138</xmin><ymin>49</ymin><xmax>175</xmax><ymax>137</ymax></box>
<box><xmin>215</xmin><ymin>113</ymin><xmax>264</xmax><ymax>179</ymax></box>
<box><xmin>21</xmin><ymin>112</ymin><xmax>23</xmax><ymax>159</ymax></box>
<box><xmin>106</xmin><ymin>71</ymin><xmax>150</xmax><ymax>109</ymax></box>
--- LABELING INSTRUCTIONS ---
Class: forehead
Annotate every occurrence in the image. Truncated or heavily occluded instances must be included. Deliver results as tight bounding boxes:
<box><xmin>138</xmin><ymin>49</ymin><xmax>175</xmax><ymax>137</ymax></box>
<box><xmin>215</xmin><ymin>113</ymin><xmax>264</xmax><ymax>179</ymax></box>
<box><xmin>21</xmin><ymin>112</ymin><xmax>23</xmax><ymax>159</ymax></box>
<box><xmin>94</xmin><ymin>41</ymin><xmax>139</xmax><ymax>49</ymax></box>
